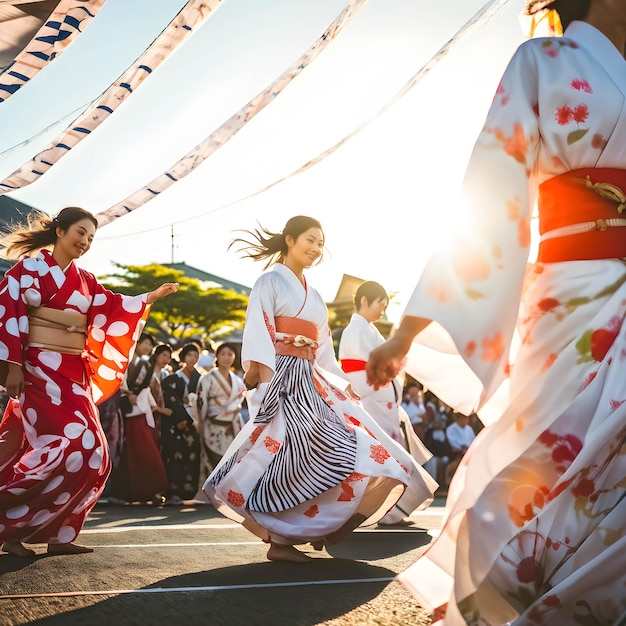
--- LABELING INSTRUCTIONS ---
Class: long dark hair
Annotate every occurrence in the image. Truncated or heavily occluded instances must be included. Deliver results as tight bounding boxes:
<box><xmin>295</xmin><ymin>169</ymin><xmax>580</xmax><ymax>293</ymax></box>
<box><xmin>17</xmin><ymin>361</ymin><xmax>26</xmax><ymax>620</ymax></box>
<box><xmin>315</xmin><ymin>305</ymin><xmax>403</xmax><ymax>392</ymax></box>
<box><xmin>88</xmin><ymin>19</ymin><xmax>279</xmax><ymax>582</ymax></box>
<box><xmin>0</xmin><ymin>206</ymin><xmax>98</xmax><ymax>259</ymax></box>
<box><xmin>229</xmin><ymin>215</ymin><xmax>324</xmax><ymax>270</ymax></box>
<box><xmin>525</xmin><ymin>0</ymin><xmax>591</xmax><ymax>30</ymax></box>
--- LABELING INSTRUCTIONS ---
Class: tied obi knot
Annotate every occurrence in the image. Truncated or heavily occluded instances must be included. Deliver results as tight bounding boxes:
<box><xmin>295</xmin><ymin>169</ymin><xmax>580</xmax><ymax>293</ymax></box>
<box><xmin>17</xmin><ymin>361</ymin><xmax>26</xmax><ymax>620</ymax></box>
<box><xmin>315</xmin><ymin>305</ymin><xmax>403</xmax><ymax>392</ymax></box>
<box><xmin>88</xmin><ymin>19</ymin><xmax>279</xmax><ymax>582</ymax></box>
<box><xmin>274</xmin><ymin>316</ymin><xmax>318</xmax><ymax>361</ymax></box>
<box><xmin>538</xmin><ymin>168</ymin><xmax>626</xmax><ymax>263</ymax></box>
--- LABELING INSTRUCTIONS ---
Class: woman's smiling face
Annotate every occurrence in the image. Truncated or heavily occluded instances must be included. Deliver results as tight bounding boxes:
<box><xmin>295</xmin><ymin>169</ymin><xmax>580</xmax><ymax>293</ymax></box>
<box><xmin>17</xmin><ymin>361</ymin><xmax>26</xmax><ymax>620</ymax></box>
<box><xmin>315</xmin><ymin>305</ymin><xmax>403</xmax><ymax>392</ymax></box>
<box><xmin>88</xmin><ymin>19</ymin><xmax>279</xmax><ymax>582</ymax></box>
<box><xmin>286</xmin><ymin>227</ymin><xmax>324</xmax><ymax>270</ymax></box>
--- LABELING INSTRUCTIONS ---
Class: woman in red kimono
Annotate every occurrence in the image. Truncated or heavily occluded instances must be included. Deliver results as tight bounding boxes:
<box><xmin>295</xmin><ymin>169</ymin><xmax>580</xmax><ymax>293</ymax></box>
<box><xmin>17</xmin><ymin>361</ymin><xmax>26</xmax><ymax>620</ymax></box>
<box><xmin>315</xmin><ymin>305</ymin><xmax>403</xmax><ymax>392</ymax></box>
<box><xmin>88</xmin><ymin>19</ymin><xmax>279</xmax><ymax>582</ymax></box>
<box><xmin>0</xmin><ymin>207</ymin><xmax>178</xmax><ymax>556</ymax></box>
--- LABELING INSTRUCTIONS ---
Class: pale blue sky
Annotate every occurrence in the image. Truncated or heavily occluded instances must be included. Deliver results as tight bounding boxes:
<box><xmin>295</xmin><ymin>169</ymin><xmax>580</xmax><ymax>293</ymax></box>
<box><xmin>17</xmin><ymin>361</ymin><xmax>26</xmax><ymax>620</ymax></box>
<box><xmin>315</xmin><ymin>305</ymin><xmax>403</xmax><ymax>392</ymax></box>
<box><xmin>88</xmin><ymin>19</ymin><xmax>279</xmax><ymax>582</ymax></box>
<box><xmin>0</xmin><ymin>0</ymin><xmax>524</xmax><ymax>319</ymax></box>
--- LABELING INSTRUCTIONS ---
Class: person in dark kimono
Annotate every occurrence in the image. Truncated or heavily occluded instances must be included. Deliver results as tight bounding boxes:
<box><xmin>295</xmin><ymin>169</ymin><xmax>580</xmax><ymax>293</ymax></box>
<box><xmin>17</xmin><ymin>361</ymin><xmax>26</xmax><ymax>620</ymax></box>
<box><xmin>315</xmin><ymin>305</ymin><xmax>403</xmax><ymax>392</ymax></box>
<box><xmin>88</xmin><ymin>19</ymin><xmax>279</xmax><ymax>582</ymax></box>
<box><xmin>160</xmin><ymin>343</ymin><xmax>201</xmax><ymax>504</ymax></box>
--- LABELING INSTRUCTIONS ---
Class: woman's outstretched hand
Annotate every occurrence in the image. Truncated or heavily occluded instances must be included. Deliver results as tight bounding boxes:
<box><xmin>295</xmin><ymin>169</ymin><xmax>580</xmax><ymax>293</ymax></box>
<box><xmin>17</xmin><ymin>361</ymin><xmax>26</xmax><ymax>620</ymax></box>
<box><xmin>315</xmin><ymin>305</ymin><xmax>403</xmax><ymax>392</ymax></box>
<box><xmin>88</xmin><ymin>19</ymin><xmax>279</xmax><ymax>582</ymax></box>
<box><xmin>366</xmin><ymin>316</ymin><xmax>431</xmax><ymax>389</ymax></box>
<box><xmin>147</xmin><ymin>282</ymin><xmax>179</xmax><ymax>304</ymax></box>
<box><xmin>366</xmin><ymin>337</ymin><xmax>408</xmax><ymax>390</ymax></box>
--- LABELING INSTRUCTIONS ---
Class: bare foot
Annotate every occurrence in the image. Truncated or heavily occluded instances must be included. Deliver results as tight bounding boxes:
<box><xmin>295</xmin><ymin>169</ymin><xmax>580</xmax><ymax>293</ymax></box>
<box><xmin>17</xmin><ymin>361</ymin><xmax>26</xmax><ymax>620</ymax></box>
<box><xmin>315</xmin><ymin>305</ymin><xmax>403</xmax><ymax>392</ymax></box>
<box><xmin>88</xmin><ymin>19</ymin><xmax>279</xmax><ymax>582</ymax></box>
<box><xmin>2</xmin><ymin>541</ymin><xmax>36</xmax><ymax>557</ymax></box>
<box><xmin>267</xmin><ymin>543</ymin><xmax>311</xmax><ymax>563</ymax></box>
<box><xmin>47</xmin><ymin>542</ymin><xmax>94</xmax><ymax>555</ymax></box>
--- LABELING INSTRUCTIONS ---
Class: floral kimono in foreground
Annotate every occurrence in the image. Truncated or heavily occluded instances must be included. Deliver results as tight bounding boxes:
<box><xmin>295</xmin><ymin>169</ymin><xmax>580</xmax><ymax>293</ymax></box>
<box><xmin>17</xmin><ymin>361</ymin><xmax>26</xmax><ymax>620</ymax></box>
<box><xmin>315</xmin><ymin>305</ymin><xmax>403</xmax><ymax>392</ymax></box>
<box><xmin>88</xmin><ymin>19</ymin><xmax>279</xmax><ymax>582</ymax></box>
<box><xmin>0</xmin><ymin>250</ymin><xmax>149</xmax><ymax>545</ymax></box>
<box><xmin>397</xmin><ymin>22</ymin><xmax>626</xmax><ymax>625</ymax></box>
<box><xmin>204</xmin><ymin>263</ymin><xmax>435</xmax><ymax>546</ymax></box>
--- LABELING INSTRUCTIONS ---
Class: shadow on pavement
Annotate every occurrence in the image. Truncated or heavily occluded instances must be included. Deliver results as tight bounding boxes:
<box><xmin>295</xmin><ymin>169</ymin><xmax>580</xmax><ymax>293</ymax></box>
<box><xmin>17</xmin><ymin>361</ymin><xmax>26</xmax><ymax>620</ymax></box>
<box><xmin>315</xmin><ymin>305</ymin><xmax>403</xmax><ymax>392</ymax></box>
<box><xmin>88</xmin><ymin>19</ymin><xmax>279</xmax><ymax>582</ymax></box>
<box><xmin>326</xmin><ymin>527</ymin><xmax>432</xmax><ymax>560</ymax></box>
<box><xmin>28</xmin><ymin>560</ymin><xmax>397</xmax><ymax>626</ymax></box>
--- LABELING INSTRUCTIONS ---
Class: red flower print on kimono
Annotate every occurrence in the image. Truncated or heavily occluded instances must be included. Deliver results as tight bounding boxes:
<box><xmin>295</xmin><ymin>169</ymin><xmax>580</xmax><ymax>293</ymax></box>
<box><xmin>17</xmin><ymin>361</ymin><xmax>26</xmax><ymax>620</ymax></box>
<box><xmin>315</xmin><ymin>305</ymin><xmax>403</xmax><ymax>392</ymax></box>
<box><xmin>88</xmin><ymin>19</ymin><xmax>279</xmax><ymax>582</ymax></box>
<box><xmin>538</xmin><ymin>429</ymin><xmax>583</xmax><ymax>474</ymax></box>
<box><xmin>554</xmin><ymin>102</ymin><xmax>590</xmax><ymax>145</ymax></box>
<box><xmin>370</xmin><ymin>445</ymin><xmax>390</xmax><ymax>465</ymax></box>
<box><xmin>338</xmin><ymin>481</ymin><xmax>356</xmax><ymax>502</ymax></box>
<box><xmin>304</xmin><ymin>505</ymin><xmax>319</xmax><ymax>518</ymax></box>
<box><xmin>575</xmin><ymin>316</ymin><xmax>622</xmax><ymax>363</ymax></box>
<box><xmin>263</xmin><ymin>311</ymin><xmax>275</xmax><ymax>343</ymax></box>
<box><xmin>227</xmin><ymin>490</ymin><xmax>245</xmax><ymax>507</ymax></box>
<box><xmin>250</xmin><ymin>425</ymin><xmax>265</xmax><ymax>444</ymax></box>
<box><xmin>264</xmin><ymin>436</ymin><xmax>281</xmax><ymax>454</ymax></box>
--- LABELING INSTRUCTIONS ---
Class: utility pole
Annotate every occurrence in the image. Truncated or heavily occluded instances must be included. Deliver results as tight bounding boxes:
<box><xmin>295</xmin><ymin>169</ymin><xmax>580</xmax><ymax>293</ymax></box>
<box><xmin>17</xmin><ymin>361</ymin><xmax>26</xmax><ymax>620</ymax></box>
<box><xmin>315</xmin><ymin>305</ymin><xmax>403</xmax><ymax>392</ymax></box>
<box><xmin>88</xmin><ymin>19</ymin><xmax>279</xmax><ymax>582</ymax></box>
<box><xmin>170</xmin><ymin>224</ymin><xmax>176</xmax><ymax>264</ymax></box>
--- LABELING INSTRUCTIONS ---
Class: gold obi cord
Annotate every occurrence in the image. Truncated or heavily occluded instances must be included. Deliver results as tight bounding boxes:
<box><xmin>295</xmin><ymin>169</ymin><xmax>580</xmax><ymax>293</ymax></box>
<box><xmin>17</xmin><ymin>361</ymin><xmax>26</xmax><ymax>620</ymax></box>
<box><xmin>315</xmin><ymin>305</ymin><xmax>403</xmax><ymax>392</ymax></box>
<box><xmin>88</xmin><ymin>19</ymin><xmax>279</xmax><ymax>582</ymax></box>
<box><xmin>274</xmin><ymin>316</ymin><xmax>318</xmax><ymax>361</ymax></box>
<box><xmin>28</xmin><ymin>306</ymin><xmax>87</xmax><ymax>354</ymax></box>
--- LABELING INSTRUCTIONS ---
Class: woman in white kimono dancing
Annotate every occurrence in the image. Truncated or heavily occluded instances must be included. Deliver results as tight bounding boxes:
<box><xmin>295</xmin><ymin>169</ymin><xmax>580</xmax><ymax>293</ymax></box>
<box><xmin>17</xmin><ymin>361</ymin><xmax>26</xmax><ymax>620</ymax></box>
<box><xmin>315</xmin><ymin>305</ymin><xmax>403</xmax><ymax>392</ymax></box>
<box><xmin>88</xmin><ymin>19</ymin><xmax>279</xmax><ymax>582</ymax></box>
<box><xmin>338</xmin><ymin>280</ymin><xmax>437</xmax><ymax>526</ymax></box>
<box><xmin>367</xmin><ymin>0</ymin><xmax>626</xmax><ymax>623</ymax></box>
<box><xmin>0</xmin><ymin>207</ymin><xmax>178</xmax><ymax>557</ymax></box>
<box><xmin>203</xmin><ymin>216</ymin><xmax>436</xmax><ymax>563</ymax></box>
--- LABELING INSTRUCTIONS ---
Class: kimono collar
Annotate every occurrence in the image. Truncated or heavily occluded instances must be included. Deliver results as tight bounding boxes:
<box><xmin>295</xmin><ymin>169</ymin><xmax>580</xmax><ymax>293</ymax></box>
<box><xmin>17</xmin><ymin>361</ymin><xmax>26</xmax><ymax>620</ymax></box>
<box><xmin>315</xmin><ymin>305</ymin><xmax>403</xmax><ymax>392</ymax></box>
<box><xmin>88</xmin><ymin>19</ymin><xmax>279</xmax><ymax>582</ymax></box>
<box><xmin>273</xmin><ymin>262</ymin><xmax>307</xmax><ymax>289</ymax></box>
<box><xmin>350</xmin><ymin>312</ymin><xmax>372</xmax><ymax>328</ymax></box>
<box><xmin>565</xmin><ymin>21</ymin><xmax>626</xmax><ymax>92</ymax></box>
<box><xmin>273</xmin><ymin>263</ymin><xmax>308</xmax><ymax>317</ymax></box>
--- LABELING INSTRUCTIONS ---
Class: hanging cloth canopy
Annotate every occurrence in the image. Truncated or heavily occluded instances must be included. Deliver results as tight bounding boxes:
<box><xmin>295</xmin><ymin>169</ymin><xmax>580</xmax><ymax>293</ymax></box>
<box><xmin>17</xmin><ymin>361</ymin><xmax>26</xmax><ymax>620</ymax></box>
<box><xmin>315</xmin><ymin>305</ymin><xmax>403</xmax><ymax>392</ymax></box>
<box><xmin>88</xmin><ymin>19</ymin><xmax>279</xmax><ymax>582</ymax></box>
<box><xmin>0</xmin><ymin>0</ymin><xmax>107</xmax><ymax>102</ymax></box>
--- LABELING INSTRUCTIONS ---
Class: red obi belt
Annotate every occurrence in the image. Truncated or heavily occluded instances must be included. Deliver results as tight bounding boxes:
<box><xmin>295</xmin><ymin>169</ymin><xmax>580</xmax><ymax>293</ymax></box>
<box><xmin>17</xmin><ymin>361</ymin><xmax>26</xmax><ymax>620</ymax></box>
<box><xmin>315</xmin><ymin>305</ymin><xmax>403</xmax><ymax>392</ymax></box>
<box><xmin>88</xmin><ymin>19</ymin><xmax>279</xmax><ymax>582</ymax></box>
<box><xmin>274</xmin><ymin>316</ymin><xmax>318</xmax><ymax>361</ymax></box>
<box><xmin>537</xmin><ymin>168</ymin><xmax>626</xmax><ymax>263</ymax></box>
<box><xmin>341</xmin><ymin>359</ymin><xmax>367</xmax><ymax>373</ymax></box>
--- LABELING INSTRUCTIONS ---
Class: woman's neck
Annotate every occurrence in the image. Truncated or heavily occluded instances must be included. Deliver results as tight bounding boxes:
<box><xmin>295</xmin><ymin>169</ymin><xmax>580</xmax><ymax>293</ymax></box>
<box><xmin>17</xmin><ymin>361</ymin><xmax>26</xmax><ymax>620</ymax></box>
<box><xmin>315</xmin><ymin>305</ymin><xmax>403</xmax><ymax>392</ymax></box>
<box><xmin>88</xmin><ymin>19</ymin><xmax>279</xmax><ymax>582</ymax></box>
<box><xmin>282</xmin><ymin>260</ymin><xmax>305</xmax><ymax>285</ymax></box>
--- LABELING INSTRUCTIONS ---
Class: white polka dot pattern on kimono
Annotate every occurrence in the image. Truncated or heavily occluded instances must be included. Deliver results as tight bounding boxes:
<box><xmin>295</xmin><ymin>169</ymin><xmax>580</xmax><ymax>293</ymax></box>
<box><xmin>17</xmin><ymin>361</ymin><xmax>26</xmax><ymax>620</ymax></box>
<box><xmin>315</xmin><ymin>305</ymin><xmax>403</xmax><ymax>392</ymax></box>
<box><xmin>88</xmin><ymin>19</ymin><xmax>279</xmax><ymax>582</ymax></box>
<box><xmin>54</xmin><ymin>492</ymin><xmax>71</xmax><ymax>506</ymax></box>
<box><xmin>92</xmin><ymin>293</ymin><xmax>106</xmax><ymax>306</ymax></box>
<box><xmin>49</xmin><ymin>265</ymin><xmax>65</xmax><ymax>288</ymax></box>
<box><xmin>39</xmin><ymin>351</ymin><xmax>62</xmax><ymax>371</ymax></box>
<box><xmin>18</xmin><ymin>315</ymin><xmax>28</xmax><ymax>333</ymax></box>
<box><xmin>7</xmin><ymin>275</ymin><xmax>19</xmax><ymax>299</ymax></box>
<box><xmin>65</xmin><ymin>451</ymin><xmax>84</xmax><ymax>473</ymax></box>
<box><xmin>0</xmin><ymin>304</ymin><xmax>5</xmax><ymax>317</ymax></box>
<box><xmin>6</xmin><ymin>505</ymin><xmax>29</xmax><ymax>519</ymax></box>
<box><xmin>82</xmin><ymin>429</ymin><xmax>96</xmax><ymax>449</ymax></box>
<box><xmin>23</xmin><ymin>257</ymin><xmax>38</xmax><ymax>272</ymax></box>
<box><xmin>88</xmin><ymin>447</ymin><xmax>103</xmax><ymax>469</ymax></box>
<box><xmin>25</xmin><ymin>407</ymin><xmax>38</xmax><ymax>425</ymax></box>
<box><xmin>66</xmin><ymin>290</ymin><xmax>90</xmax><ymax>313</ymax></box>
<box><xmin>5</xmin><ymin>316</ymin><xmax>19</xmax><ymax>336</ymax></box>
<box><xmin>102</xmin><ymin>341</ymin><xmax>126</xmax><ymax>364</ymax></box>
<box><xmin>57</xmin><ymin>526</ymin><xmax>77</xmax><ymax>543</ymax></box>
<box><xmin>106</xmin><ymin>321</ymin><xmax>130</xmax><ymax>337</ymax></box>
<box><xmin>24</xmin><ymin>288</ymin><xmax>42</xmax><ymax>306</ymax></box>
<box><xmin>0</xmin><ymin>340</ymin><xmax>9</xmax><ymax>360</ymax></box>
<box><xmin>30</xmin><ymin>509</ymin><xmax>53</xmax><ymax>526</ymax></box>
<box><xmin>96</xmin><ymin>363</ymin><xmax>118</xmax><ymax>381</ymax></box>
<box><xmin>0</xmin><ymin>524</ymin><xmax>4</xmax><ymax>533</ymax></box>
<box><xmin>64</xmin><ymin>422</ymin><xmax>86</xmax><ymax>439</ymax></box>
<box><xmin>123</xmin><ymin>295</ymin><xmax>144</xmax><ymax>314</ymax></box>
<box><xmin>42</xmin><ymin>475</ymin><xmax>64</xmax><ymax>493</ymax></box>
<box><xmin>20</xmin><ymin>274</ymin><xmax>35</xmax><ymax>288</ymax></box>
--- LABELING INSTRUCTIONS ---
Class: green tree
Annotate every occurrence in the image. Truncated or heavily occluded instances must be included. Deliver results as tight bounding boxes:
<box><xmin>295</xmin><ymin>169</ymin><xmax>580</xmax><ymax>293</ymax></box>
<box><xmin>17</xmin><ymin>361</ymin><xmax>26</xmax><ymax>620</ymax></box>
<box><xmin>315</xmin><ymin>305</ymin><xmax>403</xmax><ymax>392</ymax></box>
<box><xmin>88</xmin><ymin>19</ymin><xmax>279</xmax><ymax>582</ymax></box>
<box><xmin>100</xmin><ymin>263</ymin><xmax>248</xmax><ymax>345</ymax></box>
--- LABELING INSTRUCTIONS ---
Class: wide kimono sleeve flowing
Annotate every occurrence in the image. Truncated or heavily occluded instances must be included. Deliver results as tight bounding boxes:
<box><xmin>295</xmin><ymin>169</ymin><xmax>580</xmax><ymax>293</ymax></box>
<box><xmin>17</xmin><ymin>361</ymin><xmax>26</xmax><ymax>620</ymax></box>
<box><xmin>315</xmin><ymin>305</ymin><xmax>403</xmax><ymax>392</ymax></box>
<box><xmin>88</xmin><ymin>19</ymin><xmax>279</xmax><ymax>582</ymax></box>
<box><xmin>0</xmin><ymin>250</ymin><xmax>151</xmax><ymax>545</ymax></box>
<box><xmin>396</xmin><ymin>22</ymin><xmax>626</xmax><ymax>626</ymax></box>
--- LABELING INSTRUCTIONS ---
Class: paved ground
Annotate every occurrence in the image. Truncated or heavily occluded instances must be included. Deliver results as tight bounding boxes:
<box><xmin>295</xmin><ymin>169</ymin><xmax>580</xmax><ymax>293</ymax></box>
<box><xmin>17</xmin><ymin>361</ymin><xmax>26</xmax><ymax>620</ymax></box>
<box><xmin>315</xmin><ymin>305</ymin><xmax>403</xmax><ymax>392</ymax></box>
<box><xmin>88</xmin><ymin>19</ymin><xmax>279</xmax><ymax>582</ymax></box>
<box><xmin>0</xmin><ymin>497</ymin><xmax>446</xmax><ymax>626</ymax></box>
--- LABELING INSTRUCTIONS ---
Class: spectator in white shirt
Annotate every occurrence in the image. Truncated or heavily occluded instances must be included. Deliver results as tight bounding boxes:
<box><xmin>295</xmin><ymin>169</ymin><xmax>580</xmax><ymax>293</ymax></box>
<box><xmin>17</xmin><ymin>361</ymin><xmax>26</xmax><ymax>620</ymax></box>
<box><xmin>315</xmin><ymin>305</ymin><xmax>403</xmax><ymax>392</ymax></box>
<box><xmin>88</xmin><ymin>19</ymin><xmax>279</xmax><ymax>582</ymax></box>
<box><xmin>444</xmin><ymin>413</ymin><xmax>476</xmax><ymax>485</ymax></box>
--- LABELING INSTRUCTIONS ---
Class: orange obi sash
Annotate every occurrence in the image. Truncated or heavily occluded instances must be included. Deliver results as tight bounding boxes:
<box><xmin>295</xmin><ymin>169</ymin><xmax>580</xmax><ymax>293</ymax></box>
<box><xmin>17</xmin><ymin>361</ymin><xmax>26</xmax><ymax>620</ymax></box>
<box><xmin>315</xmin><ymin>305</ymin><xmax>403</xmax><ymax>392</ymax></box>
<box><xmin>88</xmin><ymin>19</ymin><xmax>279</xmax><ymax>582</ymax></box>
<box><xmin>537</xmin><ymin>168</ymin><xmax>626</xmax><ymax>263</ymax></box>
<box><xmin>274</xmin><ymin>316</ymin><xmax>318</xmax><ymax>361</ymax></box>
<box><xmin>341</xmin><ymin>359</ymin><xmax>367</xmax><ymax>373</ymax></box>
